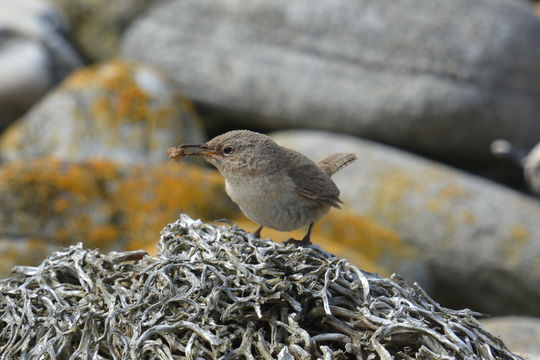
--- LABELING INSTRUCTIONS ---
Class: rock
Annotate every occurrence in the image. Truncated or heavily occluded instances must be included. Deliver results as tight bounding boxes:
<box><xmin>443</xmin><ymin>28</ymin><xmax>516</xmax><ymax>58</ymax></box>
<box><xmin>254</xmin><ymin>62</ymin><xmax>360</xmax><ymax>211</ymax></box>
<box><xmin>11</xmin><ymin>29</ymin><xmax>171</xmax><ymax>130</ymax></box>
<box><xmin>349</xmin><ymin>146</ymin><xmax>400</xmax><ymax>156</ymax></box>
<box><xmin>0</xmin><ymin>61</ymin><xmax>204</xmax><ymax>164</ymax></box>
<box><xmin>482</xmin><ymin>316</ymin><xmax>540</xmax><ymax>356</ymax></box>
<box><xmin>50</xmin><ymin>0</ymin><xmax>162</xmax><ymax>61</ymax></box>
<box><xmin>490</xmin><ymin>139</ymin><xmax>540</xmax><ymax>195</ymax></box>
<box><xmin>524</xmin><ymin>142</ymin><xmax>540</xmax><ymax>195</ymax></box>
<box><xmin>0</xmin><ymin>214</ymin><xmax>523</xmax><ymax>359</ymax></box>
<box><xmin>0</xmin><ymin>159</ymin><xmax>237</xmax><ymax>276</ymax></box>
<box><xmin>0</xmin><ymin>156</ymin><xmax>421</xmax><ymax>278</ymax></box>
<box><xmin>0</xmin><ymin>237</ymin><xmax>59</xmax><ymax>281</ymax></box>
<box><xmin>0</xmin><ymin>0</ymin><xmax>82</xmax><ymax>131</ymax></box>
<box><xmin>232</xmin><ymin>210</ymin><xmax>421</xmax><ymax>278</ymax></box>
<box><xmin>271</xmin><ymin>130</ymin><xmax>540</xmax><ymax>316</ymax></box>
<box><xmin>121</xmin><ymin>0</ymin><xmax>540</xmax><ymax>163</ymax></box>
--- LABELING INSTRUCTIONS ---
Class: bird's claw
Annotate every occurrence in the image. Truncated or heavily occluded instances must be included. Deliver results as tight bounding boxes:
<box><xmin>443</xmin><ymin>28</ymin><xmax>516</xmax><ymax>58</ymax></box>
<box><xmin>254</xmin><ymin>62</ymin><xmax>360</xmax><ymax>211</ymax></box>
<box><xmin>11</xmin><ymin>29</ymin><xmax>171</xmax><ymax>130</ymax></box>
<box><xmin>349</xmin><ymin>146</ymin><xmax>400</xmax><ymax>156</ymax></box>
<box><xmin>253</xmin><ymin>226</ymin><xmax>264</xmax><ymax>238</ymax></box>
<box><xmin>284</xmin><ymin>237</ymin><xmax>312</xmax><ymax>247</ymax></box>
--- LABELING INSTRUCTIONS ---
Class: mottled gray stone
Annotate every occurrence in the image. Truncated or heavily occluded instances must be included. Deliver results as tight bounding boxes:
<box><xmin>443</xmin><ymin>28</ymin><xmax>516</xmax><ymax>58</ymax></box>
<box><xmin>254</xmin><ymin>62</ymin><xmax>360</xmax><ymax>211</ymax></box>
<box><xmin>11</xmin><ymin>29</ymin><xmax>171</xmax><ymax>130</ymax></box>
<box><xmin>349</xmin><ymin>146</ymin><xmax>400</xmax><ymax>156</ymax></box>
<box><xmin>0</xmin><ymin>61</ymin><xmax>204</xmax><ymax>164</ymax></box>
<box><xmin>121</xmin><ymin>0</ymin><xmax>540</xmax><ymax>162</ymax></box>
<box><xmin>482</xmin><ymin>316</ymin><xmax>540</xmax><ymax>356</ymax></box>
<box><xmin>271</xmin><ymin>130</ymin><xmax>540</xmax><ymax>316</ymax></box>
<box><xmin>524</xmin><ymin>142</ymin><xmax>540</xmax><ymax>194</ymax></box>
<box><xmin>0</xmin><ymin>0</ymin><xmax>82</xmax><ymax>131</ymax></box>
<box><xmin>49</xmin><ymin>0</ymin><xmax>164</xmax><ymax>61</ymax></box>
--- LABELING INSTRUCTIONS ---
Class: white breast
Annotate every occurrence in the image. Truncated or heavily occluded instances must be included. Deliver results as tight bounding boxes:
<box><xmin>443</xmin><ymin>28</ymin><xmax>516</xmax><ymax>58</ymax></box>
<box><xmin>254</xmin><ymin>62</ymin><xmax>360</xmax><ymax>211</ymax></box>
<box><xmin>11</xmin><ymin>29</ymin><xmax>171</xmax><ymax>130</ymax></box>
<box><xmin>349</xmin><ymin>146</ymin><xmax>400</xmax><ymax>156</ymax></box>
<box><xmin>224</xmin><ymin>173</ymin><xmax>329</xmax><ymax>231</ymax></box>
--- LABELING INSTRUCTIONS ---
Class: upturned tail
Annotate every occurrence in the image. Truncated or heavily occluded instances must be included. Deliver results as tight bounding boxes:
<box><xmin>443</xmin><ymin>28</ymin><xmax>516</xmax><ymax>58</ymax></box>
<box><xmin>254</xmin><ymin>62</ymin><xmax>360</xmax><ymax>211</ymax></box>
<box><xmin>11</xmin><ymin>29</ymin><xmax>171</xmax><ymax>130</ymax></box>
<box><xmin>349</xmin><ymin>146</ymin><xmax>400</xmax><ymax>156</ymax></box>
<box><xmin>317</xmin><ymin>153</ymin><xmax>357</xmax><ymax>176</ymax></box>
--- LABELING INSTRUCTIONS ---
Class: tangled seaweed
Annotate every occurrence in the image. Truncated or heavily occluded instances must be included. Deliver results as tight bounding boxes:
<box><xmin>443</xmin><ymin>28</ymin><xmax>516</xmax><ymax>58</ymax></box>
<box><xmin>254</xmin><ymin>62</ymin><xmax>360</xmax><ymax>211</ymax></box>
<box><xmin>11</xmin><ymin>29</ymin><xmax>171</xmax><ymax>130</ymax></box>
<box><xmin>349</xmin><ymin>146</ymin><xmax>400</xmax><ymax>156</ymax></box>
<box><xmin>0</xmin><ymin>214</ymin><xmax>522</xmax><ymax>359</ymax></box>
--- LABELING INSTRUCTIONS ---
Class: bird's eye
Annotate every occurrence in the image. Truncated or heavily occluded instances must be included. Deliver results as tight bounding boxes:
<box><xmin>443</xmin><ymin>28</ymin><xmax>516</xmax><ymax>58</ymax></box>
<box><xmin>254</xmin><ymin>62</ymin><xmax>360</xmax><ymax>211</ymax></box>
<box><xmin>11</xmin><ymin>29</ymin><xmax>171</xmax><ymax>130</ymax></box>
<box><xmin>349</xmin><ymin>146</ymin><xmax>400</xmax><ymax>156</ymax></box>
<box><xmin>223</xmin><ymin>146</ymin><xmax>234</xmax><ymax>155</ymax></box>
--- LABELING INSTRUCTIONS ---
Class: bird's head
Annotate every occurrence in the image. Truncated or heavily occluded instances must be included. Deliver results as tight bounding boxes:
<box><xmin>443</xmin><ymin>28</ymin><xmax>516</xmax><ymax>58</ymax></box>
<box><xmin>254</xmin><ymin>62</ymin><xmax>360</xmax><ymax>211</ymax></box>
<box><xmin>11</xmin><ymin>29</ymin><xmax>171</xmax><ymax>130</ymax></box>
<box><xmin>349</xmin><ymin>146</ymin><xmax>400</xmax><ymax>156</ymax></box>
<box><xmin>168</xmin><ymin>130</ymin><xmax>282</xmax><ymax>176</ymax></box>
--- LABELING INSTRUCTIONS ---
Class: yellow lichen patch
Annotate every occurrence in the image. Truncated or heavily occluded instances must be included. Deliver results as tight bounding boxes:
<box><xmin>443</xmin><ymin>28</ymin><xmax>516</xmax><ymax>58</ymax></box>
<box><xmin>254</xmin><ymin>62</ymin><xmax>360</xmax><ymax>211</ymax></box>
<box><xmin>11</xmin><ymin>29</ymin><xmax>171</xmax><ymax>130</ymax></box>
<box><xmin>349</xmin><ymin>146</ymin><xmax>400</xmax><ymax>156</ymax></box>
<box><xmin>0</xmin><ymin>158</ymin><xmax>237</xmax><ymax>263</ymax></box>
<box><xmin>370</xmin><ymin>169</ymin><xmax>417</xmax><ymax>223</ymax></box>
<box><xmin>317</xmin><ymin>210</ymin><xmax>415</xmax><ymax>268</ymax></box>
<box><xmin>67</xmin><ymin>60</ymin><xmax>170</xmax><ymax>127</ymax></box>
<box><xmin>0</xmin><ymin>158</ymin><xmax>414</xmax><ymax>274</ymax></box>
<box><xmin>0</xmin><ymin>121</ymin><xmax>25</xmax><ymax>156</ymax></box>
<box><xmin>88</xmin><ymin>225</ymin><xmax>121</xmax><ymax>248</ymax></box>
<box><xmin>510</xmin><ymin>224</ymin><xmax>529</xmax><ymax>243</ymax></box>
<box><xmin>1</xmin><ymin>60</ymin><xmax>203</xmax><ymax>165</ymax></box>
<box><xmin>53</xmin><ymin>198</ymin><xmax>71</xmax><ymax>213</ymax></box>
<box><xmin>230</xmin><ymin>208</ymin><xmax>414</xmax><ymax>274</ymax></box>
<box><xmin>0</xmin><ymin>160</ymin><xmax>106</xmax><ymax>231</ymax></box>
<box><xmin>315</xmin><ymin>237</ymin><xmax>389</xmax><ymax>276</ymax></box>
<box><xmin>54</xmin><ymin>228</ymin><xmax>72</xmax><ymax>243</ymax></box>
<box><xmin>425</xmin><ymin>184</ymin><xmax>468</xmax><ymax>214</ymax></box>
<box><xmin>119</xmin><ymin>163</ymin><xmax>237</xmax><ymax>251</ymax></box>
<box><xmin>501</xmin><ymin>224</ymin><xmax>531</xmax><ymax>268</ymax></box>
<box><xmin>233</xmin><ymin>217</ymin><xmax>386</xmax><ymax>274</ymax></box>
<box><xmin>460</xmin><ymin>211</ymin><xmax>476</xmax><ymax>225</ymax></box>
<box><xmin>438</xmin><ymin>184</ymin><xmax>466</xmax><ymax>201</ymax></box>
<box><xmin>425</xmin><ymin>199</ymin><xmax>442</xmax><ymax>213</ymax></box>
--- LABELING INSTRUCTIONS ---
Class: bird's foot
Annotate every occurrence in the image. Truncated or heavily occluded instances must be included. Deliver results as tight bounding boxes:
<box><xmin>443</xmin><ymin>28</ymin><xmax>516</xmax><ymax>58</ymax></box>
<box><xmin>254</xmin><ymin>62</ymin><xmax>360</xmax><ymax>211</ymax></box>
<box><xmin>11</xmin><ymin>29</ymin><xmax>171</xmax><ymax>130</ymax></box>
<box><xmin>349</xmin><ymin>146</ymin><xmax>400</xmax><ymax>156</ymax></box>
<box><xmin>253</xmin><ymin>226</ymin><xmax>264</xmax><ymax>238</ymax></box>
<box><xmin>284</xmin><ymin>237</ymin><xmax>312</xmax><ymax>247</ymax></box>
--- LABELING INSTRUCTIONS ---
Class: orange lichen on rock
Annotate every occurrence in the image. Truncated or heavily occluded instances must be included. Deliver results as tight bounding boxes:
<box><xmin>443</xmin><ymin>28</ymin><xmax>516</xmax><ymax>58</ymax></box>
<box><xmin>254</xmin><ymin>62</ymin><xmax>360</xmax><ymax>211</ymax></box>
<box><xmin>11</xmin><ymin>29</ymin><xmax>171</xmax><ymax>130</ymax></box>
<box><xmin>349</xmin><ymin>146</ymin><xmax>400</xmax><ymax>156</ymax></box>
<box><xmin>317</xmin><ymin>210</ymin><xmax>412</xmax><ymax>261</ymax></box>
<box><xmin>501</xmin><ymin>224</ymin><xmax>531</xmax><ymax>267</ymax></box>
<box><xmin>69</xmin><ymin>61</ymin><xmax>155</xmax><ymax>124</ymax></box>
<box><xmin>0</xmin><ymin>157</ymin><xmax>415</xmax><ymax>276</ymax></box>
<box><xmin>231</xmin><ymin>207</ymin><xmax>416</xmax><ymax>275</ymax></box>
<box><xmin>0</xmin><ymin>60</ymin><xmax>204</xmax><ymax>165</ymax></box>
<box><xmin>370</xmin><ymin>169</ymin><xmax>417</xmax><ymax>223</ymax></box>
<box><xmin>460</xmin><ymin>211</ymin><xmax>476</xmax><ymax>225</ymax></box>
<box><xmin>510</xmin><ymin>224</ymin><xmax>529</xmax><ymax>243</ymax></box>
<box><xmin>0</xmin><ymin>158</ymin><xmax>237</xmax><ymax>257</ymax></box>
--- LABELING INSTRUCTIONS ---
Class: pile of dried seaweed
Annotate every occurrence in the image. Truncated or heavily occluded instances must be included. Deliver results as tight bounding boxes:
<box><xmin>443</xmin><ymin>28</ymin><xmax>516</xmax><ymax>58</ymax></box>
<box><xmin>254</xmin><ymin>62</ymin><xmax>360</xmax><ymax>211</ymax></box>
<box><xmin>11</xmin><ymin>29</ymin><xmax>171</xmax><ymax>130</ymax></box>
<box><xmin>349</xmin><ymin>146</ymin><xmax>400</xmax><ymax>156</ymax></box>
<box><xmin>0</xmin><ymin>214</ymin><xmax>522</xmax><ymax>360</ymax></box>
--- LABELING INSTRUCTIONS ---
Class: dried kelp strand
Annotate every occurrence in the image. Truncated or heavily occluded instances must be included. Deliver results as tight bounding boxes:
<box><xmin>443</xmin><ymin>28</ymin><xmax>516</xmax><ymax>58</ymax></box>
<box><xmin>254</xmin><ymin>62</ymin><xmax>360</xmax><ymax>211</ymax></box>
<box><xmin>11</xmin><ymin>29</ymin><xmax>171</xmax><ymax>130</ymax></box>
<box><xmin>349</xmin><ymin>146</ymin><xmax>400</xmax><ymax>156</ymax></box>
<box><xmin>0</xmin><ymin>214</ymin><xmax>523</xmax><ymax>359</ymax></box>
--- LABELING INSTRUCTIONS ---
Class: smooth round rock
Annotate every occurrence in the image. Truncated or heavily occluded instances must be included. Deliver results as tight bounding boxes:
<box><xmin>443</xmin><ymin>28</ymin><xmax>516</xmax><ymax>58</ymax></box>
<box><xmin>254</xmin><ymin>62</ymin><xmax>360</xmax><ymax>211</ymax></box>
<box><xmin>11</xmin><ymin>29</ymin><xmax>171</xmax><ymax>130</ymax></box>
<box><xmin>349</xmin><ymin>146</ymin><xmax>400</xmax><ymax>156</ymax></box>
<box><xmin>0</xmin><ymin>157</ymin><xmax>412</xmax><ymax>279</ymax></box>
<box><xmin>0</xmin><ymin>0</ymin><xmax>82</xmax><ymax>131</ymax></box>
<box><xmin>0</xmin><ymin>159</ymin><xmax>237</xmax><ymax>277</ymax></box>
<box><xmin>0</xmin><ymin>61</ymin><xmax>204</xmax><ymax>164</ymax></box>
<box><xmin>121</xmin><ymin>0</ymin><xmax>540</xmax><ymax>162</ymax></box>
<box><xmin>482</xmin><ymin>316</ymin><xmax>540</xmax><ymax>357</ymax></box>
<box><xmin>50</xmin><ymin>0</ymin><xmax>161</xmax><ymax>61</ymax></box>
<box><xmin>271</xmin><ymin>130</ymin><xmax>540</xmax><ymax>316</ymax></box>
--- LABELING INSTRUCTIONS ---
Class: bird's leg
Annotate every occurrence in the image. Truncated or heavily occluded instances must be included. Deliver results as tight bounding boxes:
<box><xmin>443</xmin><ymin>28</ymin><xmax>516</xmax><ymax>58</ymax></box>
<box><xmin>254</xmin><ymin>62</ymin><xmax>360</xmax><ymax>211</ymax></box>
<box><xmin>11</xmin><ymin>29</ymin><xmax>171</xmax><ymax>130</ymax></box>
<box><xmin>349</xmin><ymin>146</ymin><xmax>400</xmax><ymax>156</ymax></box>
<box><xmin>284</xmin><ymin>223</ymin><xmax>314</xmax><ymax>247</ymax></box>
<box><xmin>253</xmin><ymin>225</ymin><xmax>264</xmax><ymax>238</ymax></box>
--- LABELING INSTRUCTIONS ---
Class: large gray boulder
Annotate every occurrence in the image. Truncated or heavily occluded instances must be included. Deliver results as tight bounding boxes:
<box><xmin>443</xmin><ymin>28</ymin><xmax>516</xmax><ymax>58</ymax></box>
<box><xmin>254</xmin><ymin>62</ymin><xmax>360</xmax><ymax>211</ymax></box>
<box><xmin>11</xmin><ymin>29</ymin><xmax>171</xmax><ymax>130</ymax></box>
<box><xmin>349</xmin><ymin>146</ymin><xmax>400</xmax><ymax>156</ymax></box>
<box><xmin>49</xmin><ymin>0</ymin><xmax>163</xmax><ymax>61</ymax></box>
<box><xmin>0</xmin><ymin>0</ymin><xmax>82</xmax><ymax>131</ymax></box>
<box><xmin>271</xmin><ymin>130</ymin><xmax>540</xmax><ymax>316</ymax></box>
<box><xmin>121</xmin><ymin>0</ymin><xmax>540</xmax><ymax>162</ymax></box>
<box><xmin>482</xmin><ymin>316</ymin><xmax>540</xmax><ymax>358</ymax></box>
<box><xmin>0</xmin><ymin>61</ymin><xmax>204</xmax><ymax>164</ymax></box>
<box><xmin>0</xmin><ymin>159</ymin><xmax>237</xmax><ymax>277</ymax></box>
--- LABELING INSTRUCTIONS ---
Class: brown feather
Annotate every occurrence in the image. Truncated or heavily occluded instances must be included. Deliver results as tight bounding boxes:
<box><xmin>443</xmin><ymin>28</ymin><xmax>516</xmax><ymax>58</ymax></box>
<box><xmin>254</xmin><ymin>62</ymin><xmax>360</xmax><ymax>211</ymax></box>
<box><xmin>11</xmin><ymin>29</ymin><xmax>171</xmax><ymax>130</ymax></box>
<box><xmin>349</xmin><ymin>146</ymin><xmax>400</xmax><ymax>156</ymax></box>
<box><xmin>317</xmin><ymin>153</ymin><xmax>357</xmax><ymax>176</ymax></box>
<box><xmin>282</xmin><ymin>148</ymin><xmax>343</xmax><ymax>209</ymax></box>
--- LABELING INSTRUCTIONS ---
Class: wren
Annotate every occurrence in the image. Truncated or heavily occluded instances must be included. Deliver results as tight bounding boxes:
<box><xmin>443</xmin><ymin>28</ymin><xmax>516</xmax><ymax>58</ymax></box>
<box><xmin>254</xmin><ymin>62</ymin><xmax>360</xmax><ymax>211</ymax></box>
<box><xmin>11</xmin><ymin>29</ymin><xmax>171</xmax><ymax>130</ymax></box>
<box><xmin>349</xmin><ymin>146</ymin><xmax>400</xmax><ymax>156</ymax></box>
<box><xmin>168</xmin><ymin>130</ymin><xmax>356</xmax><ymax>246</ymax></box>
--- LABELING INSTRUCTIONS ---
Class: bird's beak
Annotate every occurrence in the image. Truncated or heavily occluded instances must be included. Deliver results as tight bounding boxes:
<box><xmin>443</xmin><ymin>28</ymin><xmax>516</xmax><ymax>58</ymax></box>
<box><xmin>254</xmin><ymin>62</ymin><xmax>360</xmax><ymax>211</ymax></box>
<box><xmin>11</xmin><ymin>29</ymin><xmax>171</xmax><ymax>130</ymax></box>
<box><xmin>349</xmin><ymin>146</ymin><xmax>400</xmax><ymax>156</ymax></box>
<box><xmin>167</xmin><ymin>143</ymin><xmax>219</xmax><ymax>161</ymax></box>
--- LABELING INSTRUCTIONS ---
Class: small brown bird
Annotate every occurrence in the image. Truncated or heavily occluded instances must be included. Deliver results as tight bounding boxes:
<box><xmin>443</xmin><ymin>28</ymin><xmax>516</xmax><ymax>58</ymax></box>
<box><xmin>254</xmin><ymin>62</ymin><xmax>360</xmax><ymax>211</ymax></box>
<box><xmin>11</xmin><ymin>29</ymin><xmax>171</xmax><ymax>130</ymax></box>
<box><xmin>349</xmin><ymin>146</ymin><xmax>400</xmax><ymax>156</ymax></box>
<box><xmin>168</xmin><ymin>130</ymin><xmax>356</xmax><ymax>246</ymax></box>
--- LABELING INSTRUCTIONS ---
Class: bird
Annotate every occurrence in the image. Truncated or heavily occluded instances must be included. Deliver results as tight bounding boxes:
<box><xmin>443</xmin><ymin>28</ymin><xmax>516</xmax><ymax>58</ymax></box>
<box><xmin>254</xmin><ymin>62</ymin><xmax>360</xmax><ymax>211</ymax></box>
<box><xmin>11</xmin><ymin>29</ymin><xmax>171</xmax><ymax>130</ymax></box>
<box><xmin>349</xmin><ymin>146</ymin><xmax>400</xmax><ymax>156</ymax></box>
<box><xmin>168</xmin><ymin>130</ymin><xmax>356</xmax><ymax>246</ymax></box>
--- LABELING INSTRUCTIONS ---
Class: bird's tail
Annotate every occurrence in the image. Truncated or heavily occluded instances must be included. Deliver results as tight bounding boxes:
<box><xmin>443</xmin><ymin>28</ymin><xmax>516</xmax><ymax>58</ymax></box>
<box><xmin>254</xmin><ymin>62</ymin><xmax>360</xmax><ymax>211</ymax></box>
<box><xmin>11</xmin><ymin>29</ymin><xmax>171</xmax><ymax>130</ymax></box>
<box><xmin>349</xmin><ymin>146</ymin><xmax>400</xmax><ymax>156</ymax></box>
<box><xmin>317</xmin><ymin>153</ymin><xmax>357</xmax><ymax>176</ymax></box>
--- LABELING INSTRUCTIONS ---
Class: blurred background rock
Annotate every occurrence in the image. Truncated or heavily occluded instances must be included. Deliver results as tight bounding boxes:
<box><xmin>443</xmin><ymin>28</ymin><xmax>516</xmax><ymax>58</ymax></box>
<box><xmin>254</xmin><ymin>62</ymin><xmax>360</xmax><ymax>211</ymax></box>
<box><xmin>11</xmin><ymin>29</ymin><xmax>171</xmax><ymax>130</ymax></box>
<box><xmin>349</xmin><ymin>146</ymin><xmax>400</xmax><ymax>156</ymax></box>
<box><xmin>1</xmin><ymin>0</ymin><xmax>540</xmax><ymax>354</ymax></box>
<box><xmin>0</xmin><ymin>0</ymin><xmax>82</xmax><ymax>132</ymax></box>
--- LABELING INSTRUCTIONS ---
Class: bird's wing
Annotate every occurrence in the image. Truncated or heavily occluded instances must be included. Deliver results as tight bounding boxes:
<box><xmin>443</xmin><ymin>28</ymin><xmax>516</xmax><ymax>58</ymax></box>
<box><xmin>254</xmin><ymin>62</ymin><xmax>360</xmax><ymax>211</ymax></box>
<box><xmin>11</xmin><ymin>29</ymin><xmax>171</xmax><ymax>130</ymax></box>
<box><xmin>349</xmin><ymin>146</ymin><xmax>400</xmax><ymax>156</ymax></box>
<box><xmin>283</xmin><ymin>148</ymin><xmax>343</xmax><ymax>209</ymax></box>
